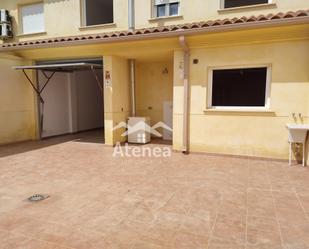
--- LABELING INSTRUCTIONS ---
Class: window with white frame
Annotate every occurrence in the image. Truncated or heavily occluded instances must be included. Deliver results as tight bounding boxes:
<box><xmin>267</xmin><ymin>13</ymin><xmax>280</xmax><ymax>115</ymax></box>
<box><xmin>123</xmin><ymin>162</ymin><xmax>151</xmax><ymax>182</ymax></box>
<box><xmin>20</xmin><ymin>2</ymin><xmax>45</xmax><ymax>34</ymax></box>
<box><xmin>223</xmin><ymin>0</ymin><xmax>269</xmax><ymax>9</ymax></box>
<box><xmin>154</xmin><ymin>0</ymin><xmax>180</xmax><ymax>18</ymax></box>
<box><xmin>82</xmin><ymin>0</ymin><xmax>114</xmax><ymax>26</ymax></box>
<box><xmin>209</xmin><ymin>67</ymin><xmax>270</xmax><ymax>108</ymax></box>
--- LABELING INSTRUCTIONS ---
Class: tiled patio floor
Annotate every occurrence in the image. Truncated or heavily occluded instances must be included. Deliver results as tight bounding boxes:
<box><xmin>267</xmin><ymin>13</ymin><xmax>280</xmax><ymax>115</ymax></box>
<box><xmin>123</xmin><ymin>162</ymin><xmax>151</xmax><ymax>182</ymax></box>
<box><xmin>0</xmin><ymin>131</ymin><xmax>309</xmax><ymax>249</ymax></box>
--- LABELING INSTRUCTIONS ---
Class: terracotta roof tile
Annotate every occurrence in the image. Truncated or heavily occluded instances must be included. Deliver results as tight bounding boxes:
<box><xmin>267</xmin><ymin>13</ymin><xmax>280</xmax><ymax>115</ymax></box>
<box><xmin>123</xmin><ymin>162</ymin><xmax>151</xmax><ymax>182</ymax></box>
<box><xmin>0</xmin><ymin>9</ymin><xmax>308</xmax><ymax>50</ymax></box>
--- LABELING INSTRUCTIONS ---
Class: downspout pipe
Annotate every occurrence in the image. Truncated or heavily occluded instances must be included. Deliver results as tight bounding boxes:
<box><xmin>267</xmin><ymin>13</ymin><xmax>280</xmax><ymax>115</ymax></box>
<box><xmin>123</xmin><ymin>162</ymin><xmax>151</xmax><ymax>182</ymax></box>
<box><xmin>128</xmin><ymin>0</ymin><xmax>135</xmax><ymax>31</ymax></box>
<box><xmin>130</xmin><ymin>59</ymin><xmax>136</xmax><ymax>116</ymax></box>
<box><xmin>179</xmin><ymin>36</ymin><xmax>190</xmax><ymax>154</ymax></box>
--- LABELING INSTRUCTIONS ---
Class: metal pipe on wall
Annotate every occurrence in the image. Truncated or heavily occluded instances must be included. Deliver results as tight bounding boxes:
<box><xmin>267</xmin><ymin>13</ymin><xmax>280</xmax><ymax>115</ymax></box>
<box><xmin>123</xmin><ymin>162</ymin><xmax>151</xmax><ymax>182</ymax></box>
<box><xmin>128</xmin><ymin>0</ymin><xmax>135</xmax><ymax>31</ymax></box>
<box><xmin>130</xmin><ymin>59</ymin><xmax>136</xmax><ymax>117</ymax></box>
<box><xmin>179</xmin><ymin>36</ymin><xmax>190</xmax><ymax>154</ymax></box>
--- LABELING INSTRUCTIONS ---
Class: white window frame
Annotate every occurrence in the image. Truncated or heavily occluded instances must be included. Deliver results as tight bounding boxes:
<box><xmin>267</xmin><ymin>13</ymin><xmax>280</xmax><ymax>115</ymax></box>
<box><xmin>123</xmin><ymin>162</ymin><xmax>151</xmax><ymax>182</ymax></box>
<box><xmin>80</xmin><ymin>0</ymin><xmax>114</xmax><ymax>27</ymax></box>
<box><xmin>19</xmin><ymin>2</ymin><xmax>45</xmax><ymax>35</ymax></box>
<box><xmin>220</xmin><ymin>0</ymin><xmax>272</xmax><ymax>9</ymax></box>
<box><xmin>207</xmin><ymin>64</ymin><xmax>272</xmax><ymax>111</ymax></box>
<box><xmin>153</xmin><ymin>0</ymin><xmax>180</xmax><ymax>18</ymax></box>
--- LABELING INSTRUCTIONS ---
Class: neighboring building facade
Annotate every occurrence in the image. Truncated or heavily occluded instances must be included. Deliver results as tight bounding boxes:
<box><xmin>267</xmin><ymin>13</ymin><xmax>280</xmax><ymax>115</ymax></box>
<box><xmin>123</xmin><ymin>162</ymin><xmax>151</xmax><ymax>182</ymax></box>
<box><xmin>0</xmin><ymin>0</ymin><xmax>308</xmax><ymax>161</ymax></box>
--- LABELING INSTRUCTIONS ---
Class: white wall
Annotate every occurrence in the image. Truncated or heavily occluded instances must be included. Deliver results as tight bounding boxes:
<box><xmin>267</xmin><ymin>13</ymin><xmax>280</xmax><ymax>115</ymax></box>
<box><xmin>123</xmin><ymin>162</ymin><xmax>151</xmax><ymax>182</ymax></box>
<box><xmin>39</xmin><ymin>72</ymin><xmax>71</xmax><ymax>138</ymax></box>
<box><xmin>38</xmin><ymin>69</ymin><xmax>103</xmax><ymax>138</ymax></box>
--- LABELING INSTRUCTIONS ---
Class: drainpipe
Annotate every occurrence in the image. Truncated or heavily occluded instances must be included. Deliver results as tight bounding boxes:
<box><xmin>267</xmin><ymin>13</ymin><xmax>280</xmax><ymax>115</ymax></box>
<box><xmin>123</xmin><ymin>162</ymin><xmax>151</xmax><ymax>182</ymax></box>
<box><xmin>179</xmin><ymin>36</ymin><xmax>190</xmax><ymax>154</ymax></box>
<box><xmin>128</xmin><ymin>0</ymin><xmax>135</xmax><ymax>31</ymax></box>
<box><xmin>130</xmin><ymin>59</ymin><xmax>136</xmax><ymax>116</ymax></box>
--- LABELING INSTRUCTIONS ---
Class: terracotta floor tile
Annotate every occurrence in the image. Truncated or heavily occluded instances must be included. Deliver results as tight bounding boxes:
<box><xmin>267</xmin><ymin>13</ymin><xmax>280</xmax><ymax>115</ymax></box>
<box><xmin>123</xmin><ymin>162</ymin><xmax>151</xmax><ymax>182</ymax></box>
<box><xmin>170</xmin><ymin>231</ymin><xmax>208</xmax><ymax>249</ymax></box>
<box><xmin>160</xmin><ymin>191</ymin><xmax>191</xmax><ymax>215</ymax></box>
<box><xmin>211</xmin><ymin>213</ymin><xmax>246</xmax><ymax>245</ymax></box>
<box><xmin>127</xmin><ymin>203</ymin><xmax>157</xmax><ymax>224</ymax></box>
<box><xmin>270</xmin><ymin>180</ymin><xmax>294</xmax><ymax>192</ymax></box>
<box><xmin>246</xmin><ymin>216</ymin><xmax>283</xmax><ymax>249</ymax></box>
<box><xmin>247</xmin><ymin>190</ymin><xmax>276</xmax><ymax>218</ymax></box>
<box><xmin>279</xmin><ymin>222</ymin><xmax>309</xmax><ymax>249</ymax></box>
<box><xmin>298</xmin><ymin>194</ymin><xmax>309</xmax><ymax>213</ymax></box>
<box><xmin>132</xmin><ymin>239</ymin><xmax>168</xmax><ymax>249</ymax></box>
<box><xmin>0</xmin><ymin>130</ymin><xmax>308</xmax><ymax>249</ymax></box>
<box><xmin>273</xmin><ymin>192</ymin><xmax>308</xmax><ymax>224</ymax></box>
<box><xmin>179</xmin><ymin>215</ymin><xmax>213</xmax><ymax>236</ymax></box>
<box><xmin>218</xmin><ymin>191</ymin><xmax>247</xmax><ymax>216</ymax></box>
<box><xmin>208</xmin><ymin>238</ymin><xmax>245</xmax><ymax>249</ymax></box>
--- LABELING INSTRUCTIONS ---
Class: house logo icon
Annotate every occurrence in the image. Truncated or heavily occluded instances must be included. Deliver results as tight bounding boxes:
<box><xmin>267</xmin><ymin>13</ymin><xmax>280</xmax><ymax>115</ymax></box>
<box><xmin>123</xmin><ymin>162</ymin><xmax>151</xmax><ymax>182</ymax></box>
<box><xmin>112</xmin><ymin>121</ymin><xmax>172</xmax><ymax>137</ymax></box>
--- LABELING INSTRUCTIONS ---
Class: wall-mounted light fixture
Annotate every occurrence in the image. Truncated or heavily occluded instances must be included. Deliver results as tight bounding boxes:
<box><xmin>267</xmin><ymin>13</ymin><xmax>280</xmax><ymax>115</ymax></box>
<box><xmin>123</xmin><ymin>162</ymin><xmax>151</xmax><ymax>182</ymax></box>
<box><xmin>162</xmin><ymin>67</ymin><xmax>169</xmax><ymax>74</ymax></box>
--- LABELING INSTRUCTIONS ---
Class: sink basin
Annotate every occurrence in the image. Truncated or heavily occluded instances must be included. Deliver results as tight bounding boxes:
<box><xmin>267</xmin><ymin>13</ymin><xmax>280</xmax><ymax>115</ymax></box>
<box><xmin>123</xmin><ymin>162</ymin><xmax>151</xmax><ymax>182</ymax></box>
<box><xmin>286</xmin><ymin>124</ymin><xmax>309</xmax><ymax>130</ymax></box>
<box><xmin>286</xmin><ymin>124</ymin><xmax>309</xmax><ymax>143</ymax></box>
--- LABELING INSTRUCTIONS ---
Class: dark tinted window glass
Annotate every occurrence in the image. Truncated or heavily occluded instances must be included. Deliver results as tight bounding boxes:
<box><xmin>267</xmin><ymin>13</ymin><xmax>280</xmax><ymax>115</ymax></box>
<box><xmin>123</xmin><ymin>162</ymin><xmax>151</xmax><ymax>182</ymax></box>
<box><xmin>157</xmin><ymin>4</ymin><xmax>166</xmax><ymax>17</ymax></box>
<box><xmin>169</xmin><ymin>3</ymin><xmax>179</xmax><ymax>16</ymax></box>
<box><xmin>212</xmin><ymin>68</ymin><xmax>267</xmax><ymax>107</ymax></box>
<box><xmin>224</xmin><ymin>0</ymin><xmax>268</xmax><ymax>8</ymax></box>
<box><xmin>85</xmin><ymin>0</ymin><xmax>113</xmax><ymax>26</ymax></box>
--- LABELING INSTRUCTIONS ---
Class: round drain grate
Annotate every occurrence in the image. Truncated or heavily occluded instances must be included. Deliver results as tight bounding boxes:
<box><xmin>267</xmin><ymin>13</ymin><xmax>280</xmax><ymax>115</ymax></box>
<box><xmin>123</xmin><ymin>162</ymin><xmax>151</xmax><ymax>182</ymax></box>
<box><xmin>28</xmin><ymin>194</ymin><xmax>49</xmax><ymax>202</ymax></box>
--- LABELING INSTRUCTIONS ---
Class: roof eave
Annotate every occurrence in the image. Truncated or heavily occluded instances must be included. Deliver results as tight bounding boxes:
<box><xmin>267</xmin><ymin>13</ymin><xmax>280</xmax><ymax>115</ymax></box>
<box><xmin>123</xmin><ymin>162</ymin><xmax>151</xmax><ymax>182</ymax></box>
<box><xmin>0</xmin><ymin>14</ymin><xmax>308</xmax><ymax>52</ymax></box>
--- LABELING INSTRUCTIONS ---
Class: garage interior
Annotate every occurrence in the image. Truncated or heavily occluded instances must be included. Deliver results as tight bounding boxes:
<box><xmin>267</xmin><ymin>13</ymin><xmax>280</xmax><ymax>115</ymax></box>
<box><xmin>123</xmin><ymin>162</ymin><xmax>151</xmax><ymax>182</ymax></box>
<box><xmin>14</xmin><ymin>58</ymin><xmax>104</xmax><ymax>142</ymax></box>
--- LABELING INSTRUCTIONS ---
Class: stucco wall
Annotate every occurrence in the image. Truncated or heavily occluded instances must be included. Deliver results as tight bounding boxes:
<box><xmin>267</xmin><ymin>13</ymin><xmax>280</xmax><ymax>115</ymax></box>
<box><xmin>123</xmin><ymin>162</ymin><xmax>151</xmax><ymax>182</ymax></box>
<box><xmin>135</xmin><ymin>61</ymin><xmax>173</xmax><ymax>129</ymax></box>
<box><xmin>173</xmin><ymin>40</ymin><xmax>309</xmax><ymax>160</ymax></box>
<box><xmin>0</xmin><ymin>54</ymin><xmax>37</xmax><ymax>144</ymax></box>
<box><xmin>0</xmin><ymin>0</ymin><xmax>308</xmax><ymax>44</ymax></box>
<box><xmin>103</xmin><ymin>55</ymin><xmax>131</xmax><ymax>145</ymax></box>
<box><xmin>135</xmin><ymin>0</ymin><xmax>308</xmax><ymax>29</ymax></box>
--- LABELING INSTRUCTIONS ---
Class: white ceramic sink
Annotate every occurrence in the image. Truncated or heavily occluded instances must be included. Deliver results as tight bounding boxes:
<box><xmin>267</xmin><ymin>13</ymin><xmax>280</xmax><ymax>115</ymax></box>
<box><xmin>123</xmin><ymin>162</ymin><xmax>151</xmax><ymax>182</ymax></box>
<box><xmin>286</xmin><ymin>124</ymin><xmax>309</xmax><ymax>143</ymax></box>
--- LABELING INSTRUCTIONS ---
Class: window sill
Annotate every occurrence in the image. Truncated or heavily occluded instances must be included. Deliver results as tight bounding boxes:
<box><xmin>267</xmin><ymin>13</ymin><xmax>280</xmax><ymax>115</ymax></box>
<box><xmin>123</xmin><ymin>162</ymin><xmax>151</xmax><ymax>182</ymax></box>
<box><xmin>204</xmin><ymin>108</ymin><xmax>275</xmax><ymax>115</ymax></box>
<box><xmin>16</xmin><ymin>31</ymin><xmax>47</xmax><ymax>37</ymax></box>
<box><xmin>218</xmin><ymin>3</ymin><xmax>277</xmax><ymax>13</ymax></box>
<box><xmin>148</xmin><ymin>15</ymin><xmax>183</xmax><ymax>22</ymax></box>
<box><xmin>79</xmin><ymin>23</ymin><xmax>116</xmax><ymax>30</ymax></box>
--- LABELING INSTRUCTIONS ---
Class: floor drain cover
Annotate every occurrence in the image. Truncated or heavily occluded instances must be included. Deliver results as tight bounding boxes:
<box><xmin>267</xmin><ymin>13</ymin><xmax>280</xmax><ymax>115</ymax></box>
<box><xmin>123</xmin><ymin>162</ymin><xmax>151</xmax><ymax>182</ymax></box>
<box><xmin>27</xmin><ymin>194</ymin><xmax>49</xmax><ymax>202</ymax></box>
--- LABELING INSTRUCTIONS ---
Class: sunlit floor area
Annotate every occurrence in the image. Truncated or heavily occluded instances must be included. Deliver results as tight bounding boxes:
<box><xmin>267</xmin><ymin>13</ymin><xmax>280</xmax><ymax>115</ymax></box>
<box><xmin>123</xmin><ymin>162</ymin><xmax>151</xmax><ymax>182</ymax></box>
<box><xmin>0</xmin><ymin>131</ymin><xmax>309</xmax><ymax>249</ymax></box>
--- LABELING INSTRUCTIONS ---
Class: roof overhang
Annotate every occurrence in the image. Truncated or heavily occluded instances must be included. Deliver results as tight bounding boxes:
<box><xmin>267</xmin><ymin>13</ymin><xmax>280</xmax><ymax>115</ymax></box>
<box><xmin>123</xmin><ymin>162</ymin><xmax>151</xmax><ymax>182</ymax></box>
<box><xmin>1</xmin><ymin>9</ymin><xmax>308</xmax><ymax>52</ymax></box>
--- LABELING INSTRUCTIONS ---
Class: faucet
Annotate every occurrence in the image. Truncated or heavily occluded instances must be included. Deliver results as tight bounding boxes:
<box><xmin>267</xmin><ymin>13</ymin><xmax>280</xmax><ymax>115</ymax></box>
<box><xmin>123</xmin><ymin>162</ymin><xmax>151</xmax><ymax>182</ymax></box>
<box><xmin>292</xmin><ymin>113</ymin><xmax>297</xmax><ymax>123</ymax></box>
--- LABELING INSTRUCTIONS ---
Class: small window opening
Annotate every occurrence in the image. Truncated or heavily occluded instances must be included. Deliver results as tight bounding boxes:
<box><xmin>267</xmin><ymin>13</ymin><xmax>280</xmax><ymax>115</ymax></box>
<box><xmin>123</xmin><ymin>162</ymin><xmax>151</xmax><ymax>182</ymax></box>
<box><xmin>157</xmin><ymin>4</ymin><xmax>166</xmax><ymax>17</ymax></box>
<box><xmin>84</xmin><ymin>0</ymin><xmax>114</xmax><ymax>26</ymax></box>
<box><xmin>154</xmin><ymin>1</ymin><xmax>179</xmax><ymax>18</ymax></box>
<box><xmin>224</xmin><ymin>0</ymin><xmax>269</xmax><ymax>9</ymax></box>
<box><xmin>211</xmin><ymin>67</ymin><xmax>268</xmax><ymax>107</ymax></box>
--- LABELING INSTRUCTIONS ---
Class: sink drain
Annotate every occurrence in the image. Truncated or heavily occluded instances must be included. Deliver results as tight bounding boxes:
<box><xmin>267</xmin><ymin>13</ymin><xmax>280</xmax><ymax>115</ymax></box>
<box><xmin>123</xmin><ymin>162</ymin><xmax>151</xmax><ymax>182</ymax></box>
<box><xmin>27</xmin><ymin>194</ymin><xmax>49</xmax><ymax>202</ymax></box>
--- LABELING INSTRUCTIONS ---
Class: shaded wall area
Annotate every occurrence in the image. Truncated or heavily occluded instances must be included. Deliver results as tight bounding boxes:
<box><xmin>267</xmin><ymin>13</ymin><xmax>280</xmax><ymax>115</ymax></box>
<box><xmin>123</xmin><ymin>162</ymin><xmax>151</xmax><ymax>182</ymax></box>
<box><xmin>135</xmin><ymin>61</ymin><xmax>173</xmax><ymax>131</ymax></box>
<box><xmin>39</xmin><ymin>69</ymin><xmax>103</xmax><ymax>138</ymax></box>
<box><xmin>0</xmin><ymin>55</ymin><xmax>37</xmax><ymax>145</ymax></box>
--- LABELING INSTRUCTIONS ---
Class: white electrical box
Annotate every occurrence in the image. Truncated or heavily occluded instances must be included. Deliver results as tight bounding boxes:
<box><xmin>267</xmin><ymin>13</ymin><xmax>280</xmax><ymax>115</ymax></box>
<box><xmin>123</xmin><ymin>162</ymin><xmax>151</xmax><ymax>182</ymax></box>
<box><xmin>128</xmin><ymin>117</ymin><xmax>151</xmax><ymax>144</ymax></box>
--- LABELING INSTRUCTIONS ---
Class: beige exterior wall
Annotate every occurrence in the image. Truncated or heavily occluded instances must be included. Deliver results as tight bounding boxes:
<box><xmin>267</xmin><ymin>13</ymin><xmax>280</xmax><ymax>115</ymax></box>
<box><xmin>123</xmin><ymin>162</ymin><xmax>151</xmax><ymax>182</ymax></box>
<box><xmin>136</xmin><ymin>0</ymin><xmax>308</xmax><ymax>29</ymax></box>
<box><xmin>0</xmin><ymin>0</ymin><xmax>308</xmax><ymax>44</ymax></box>
<box><xmin>0</xmin><ymin>54</ymin><xmax>37</xmax><ymax>145</ymax></box>
<box><xmin>103</xmin><ymin>55</ymin><xmax>131</xmax><ymax>145</ymax></box>
<box><xmin>136</xmin><ymin>61</ymin><xmax>173</xmax><ymax>129</ymax></box>
<box><xmin>0</xmin><ymin>0</ymin><xmax>308</xmax><ymax>162</ymax></box>
<box><xmin>173</xmin><ymin>40</ymin><xmax>309</xmax><ymax>160</ymax></box>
